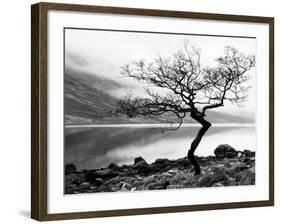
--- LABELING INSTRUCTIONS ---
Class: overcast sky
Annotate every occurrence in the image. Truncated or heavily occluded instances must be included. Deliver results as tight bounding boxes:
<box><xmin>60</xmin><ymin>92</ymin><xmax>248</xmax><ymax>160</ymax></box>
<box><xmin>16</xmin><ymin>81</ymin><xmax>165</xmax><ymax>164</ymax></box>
<box><xmin>65</xmin><ymin>28</ymin><xmax>256</xmax><ymax>114</ymax></box>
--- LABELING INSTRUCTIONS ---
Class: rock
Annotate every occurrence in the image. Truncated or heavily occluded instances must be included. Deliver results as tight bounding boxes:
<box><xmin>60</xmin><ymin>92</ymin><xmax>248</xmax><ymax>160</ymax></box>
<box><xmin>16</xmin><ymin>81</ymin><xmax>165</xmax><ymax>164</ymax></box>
<box><xmin>104</xmin><ymin>176</ymin><xmax>123</xmax><ymax>186</ymax></box>
<box><xmin>120</xmin><ymin>164</ymin><xmax>129</xmax><ymax>170</ymax></box>
<box><xmin>65</xmin><ymin>188</ymin><xmax>75</xmax><ymax>194</ymax></box>
<box><xmin>155</xmin><ymin>158</ymin><xmax>170</xmax><ymax>164</ymax></box>
<box><xmin>166</xmin><ymin>168</ymin><xmax>179</xmax><ymax>175</ymax></box>
<box><xmin>133</xmin><ymin>180</ymin><xmax>144</xmax><ymax>188</ymax></box>
<box><xmin>245</xmin><ymin>157</ymin><xmax>255</xmax><ymax>166</ymax></box>
<box><xmin>108</xmin><ymin>162</ymin><xmax>120</xmax><ymax>171</ymax></box>
<box><xmin>65</xmin><ymin>154</ymin><xmax>257</xmax><ymax>193</ymax></box>
<box><xmin>243</xmin><ymin>150</ymin><xmax>255</xmax><ymax>158</ymax></box>
<box><xmin>89</xmin><ymin>186</ymin><xmax>98</xmax><ymax>191</ymax></box>
<box><xmin>165</xmin><ymin>169</ymin><xmax>188</xmax><ymax>185</ymax></box>
<box><xmin>240</xmin><ymin>170</ymin><xmax>255</xmax><ymax>185</ymax></box>
<box><xmin>237</xmin><ymin>151</ymin><xmax>244</xmax><ymax>157</ymax></box>
<box><xmin>85</xmin><ymin>170</ymin><xmax>93</xmax><ymax>182</ymax></box>
<box><xmin>78</xmin><ymin>182</ymin><xmax>91</xmax><ymax>190</ymax></box>
<box><xmin>149</xmin><ymin>164</ymin><xmax>162</xmax><ymax>173</ymax></box>
<box><xmin>131</xmin><ymin>187</ymin><xmax>137</xmax><ymax>191</ymax></box>
<box><xmin>65</xmin><ymin>184</ymin><xmax>79</xmax><ymax>194</ymax></box>
<box><xmin>133</xmin><ymin>160</ymin><xmax>151</xmax><ymax>174</ymax></box>
<box><xmin>96</xmin><ymin>168</ymin><xmax>118</xmax><ymax>178</ymax></box>
<box><xmin>65</xmin><ymin>164</ymin><xmax>76</xmax><ymax>175</ymax></box>
<box><xmin>248</xmin><ymin>166</ymin><xmax>255</xmax><ymax>173</ymax></box>
<box><xmin>198</xmin><ymin>166</ymin><xmax>228</xmax><ymax>187</ymax></box>
<box><xmin>212</xmin><ymin>182</ymin><xmax>224</xmax><ymax>187</ymax></box>
<box><xmin>213</xmin><ymin>166</ymin><xmax>226</xmax><ymax>176</ymax></box>
<box><xmin>214</xmin><ymin>144</ymin><xmax>237</xmax><ymax>158</ymax></box>
<box><xmin>243</xmin><ymin>158</ymin><xmax>250</xmax><ymax>163</ymax></box>
<box><xmin>167</xmin><ymin>184</ymin><xmax>185</xmax><ymax>189</ymax></box>
<box><xmin>147</xmin><ymin>180</ymin><xmax>170</xmax><ymax>190</ymax></box>
<box><xmin>225</xmin><ymin>152</ymin><xmax>237</xmax><ymax>158</ymax></box>
<box><xmin>120</xmin><ymin>168</ymin><xmax>138</xmax><ymax>176</ymax></box>
<box><xmin>86</xmin><ymin>168</ymin><xmax>118</xmax><ymax>181</ymax></box>
<box><xmin>143</xmin><ymin>175</ymin><xmax>158</xmax><ymax>185</ymax></box>
<box><xmin>233</xmin><ymin>164</ymin><xmax>250</xmax><ymax>173</ymax></box>
<box><xmin>72</xmin><ymin>179</ymin><xmax>83</xmax><ymax>185</ymax></box>
<box><xmin>121</xmin><ymin>182</ymin><xmax>132</xmax><ymax>191</ymax></box>
<box><xmin>134</xmin><ymin>157</ymin><xmax>146</xmax><ymax>165</ymax></box>
<box><xmin>93</xmin><ymin>178</ymin><xmax>104</xmax><ymax>186</ymax></box>
<box><xmin>176</xmin><ymin>158</ymin><xmax>191</xmax><ymax>168</ymax></box>
<box><xmin>224</xmin><ymin>162</ymin><xmax>232</xmax><ymax>168</ymax></box>
<box><xmin>122</xmin><ymin>168</ymin><xmax>129</xmax><ymax>172</ymax></box>
<box><xmin>97</xmin><ymin>185</ymin><xmax>108</xmax><ymax>192</ymax></box>
<box><xmin>134</xmin><ymin>160</ymin><xmax>148</xmax><ymax>167</ymax></box>
<box><xmin>205</xmin><ymin>155</ymin><xmax>216</xmax><ymax>161</ymax></box>
<box><xmin>198</xmin><ymin>174</ymin><xmax>213</xmax><ymax>187</ymax></box>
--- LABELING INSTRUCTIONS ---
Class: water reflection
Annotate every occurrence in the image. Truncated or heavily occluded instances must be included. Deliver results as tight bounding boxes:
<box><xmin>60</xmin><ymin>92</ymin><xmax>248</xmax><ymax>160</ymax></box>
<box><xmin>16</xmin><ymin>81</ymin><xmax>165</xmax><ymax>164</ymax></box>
<box><xmin>65</xmin><ymin>125</ymin><xmax>255</xmax><ymax>170</ymax></box>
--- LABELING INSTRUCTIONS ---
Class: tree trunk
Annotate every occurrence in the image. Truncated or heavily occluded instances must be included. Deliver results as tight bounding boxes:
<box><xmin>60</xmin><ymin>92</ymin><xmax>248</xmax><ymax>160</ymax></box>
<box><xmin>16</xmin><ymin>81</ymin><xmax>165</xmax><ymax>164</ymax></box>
<box><xmin>187</xmin><ymin>112</ymin><xmax>211</xmax><ymax>175</ymax></box>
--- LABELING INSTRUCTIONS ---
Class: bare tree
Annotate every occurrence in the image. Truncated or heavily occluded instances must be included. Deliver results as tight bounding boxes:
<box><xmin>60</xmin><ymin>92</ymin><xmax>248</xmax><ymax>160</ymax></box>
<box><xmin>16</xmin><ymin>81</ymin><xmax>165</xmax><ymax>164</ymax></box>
<box><xmin>118</xmin><ymin>40</ymin><xmax>255</xmax><ymax>175</ymax></box>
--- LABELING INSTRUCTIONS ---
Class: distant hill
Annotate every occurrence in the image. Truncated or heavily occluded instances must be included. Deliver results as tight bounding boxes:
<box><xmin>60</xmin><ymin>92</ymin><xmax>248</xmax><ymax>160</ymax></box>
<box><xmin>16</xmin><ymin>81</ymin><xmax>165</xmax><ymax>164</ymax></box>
<box><xmin>184</xmin><ymin>110</ymin><xmax>254</xmax><ymax>124</ymax></box>
<box><xmin>64</xmin><ymin>68</ymin><xmax>255</xmax><ymax>124</ymax></box>
<box><xmin>64</xmin><ymin>68</ymin><xmax>119</xmax><ymax>122</ymax></box>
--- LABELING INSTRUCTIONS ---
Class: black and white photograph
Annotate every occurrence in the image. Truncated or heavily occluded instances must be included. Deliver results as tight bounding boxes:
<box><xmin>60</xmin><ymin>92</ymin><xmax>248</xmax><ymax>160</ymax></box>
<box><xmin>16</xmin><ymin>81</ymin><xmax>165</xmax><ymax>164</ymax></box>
<box><xmin>64</xmin><ymin>28</ymin><xmax>257</xmax><ymax>194</ymax></box>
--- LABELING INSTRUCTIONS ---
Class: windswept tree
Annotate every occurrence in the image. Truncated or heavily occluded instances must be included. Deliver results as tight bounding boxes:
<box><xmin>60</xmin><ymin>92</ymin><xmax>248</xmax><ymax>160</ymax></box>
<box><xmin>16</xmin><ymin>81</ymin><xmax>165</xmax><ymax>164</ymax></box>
<box><xmin>118</xmin><ymin>40</ymin><xmax>255</xmax><ymax>175</ymax></box>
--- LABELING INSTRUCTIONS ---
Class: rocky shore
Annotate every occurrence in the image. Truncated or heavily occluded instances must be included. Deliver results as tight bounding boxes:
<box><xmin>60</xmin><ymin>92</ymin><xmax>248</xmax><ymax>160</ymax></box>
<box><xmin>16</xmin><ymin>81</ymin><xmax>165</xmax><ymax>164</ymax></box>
<box><xmin>65</xmin><ymin>144</ymin><xmax>255</xmax><ymax>194</ymax></box>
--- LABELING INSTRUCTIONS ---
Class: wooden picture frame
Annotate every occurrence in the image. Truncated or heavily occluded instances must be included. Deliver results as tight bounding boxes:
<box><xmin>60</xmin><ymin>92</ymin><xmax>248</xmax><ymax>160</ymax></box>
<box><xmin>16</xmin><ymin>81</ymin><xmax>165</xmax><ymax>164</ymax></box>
<box><xmin>31</xmin><ymin>2</ymin><xmax>274</xmax><ymax>221</ymax></box>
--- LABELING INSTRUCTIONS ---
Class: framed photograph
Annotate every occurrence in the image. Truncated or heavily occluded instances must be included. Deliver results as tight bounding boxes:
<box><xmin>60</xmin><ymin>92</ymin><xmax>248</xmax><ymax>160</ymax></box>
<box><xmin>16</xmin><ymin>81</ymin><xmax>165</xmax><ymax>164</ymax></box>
<box><xmin>31</xmin><ymin>2</ymin><xmax>274</xmax><ymax>221</ymax></box>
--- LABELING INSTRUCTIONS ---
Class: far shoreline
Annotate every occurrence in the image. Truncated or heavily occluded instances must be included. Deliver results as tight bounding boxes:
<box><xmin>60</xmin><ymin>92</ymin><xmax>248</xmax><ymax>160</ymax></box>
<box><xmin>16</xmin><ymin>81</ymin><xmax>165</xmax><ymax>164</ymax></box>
<box><xmin>65</xmin><ymin>123</ymin><xmax>256</xmax><ymax>128</ymax></box>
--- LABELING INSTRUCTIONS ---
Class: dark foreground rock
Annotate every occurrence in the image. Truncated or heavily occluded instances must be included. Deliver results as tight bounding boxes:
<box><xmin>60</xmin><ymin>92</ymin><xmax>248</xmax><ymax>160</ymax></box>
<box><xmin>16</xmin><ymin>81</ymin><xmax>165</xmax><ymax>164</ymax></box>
<box><xmin>65</xmin><ymin>149</ymin><xmax>255</xmax><ymax>194</ymax></box>
<box><xmin>214</xmin><ymin>144</ymin><xmax>238</xmax><ymax>158</ymax></box>
<box><xmin>65</xmin><ymin>164</ymin><xmax>76</xmax><ymax>175</ymax></box>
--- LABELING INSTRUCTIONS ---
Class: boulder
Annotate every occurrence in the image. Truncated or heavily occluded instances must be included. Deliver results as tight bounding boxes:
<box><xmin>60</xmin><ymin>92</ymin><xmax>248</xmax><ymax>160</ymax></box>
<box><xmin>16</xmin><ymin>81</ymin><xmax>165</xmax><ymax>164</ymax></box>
<box><xmin>134</xmin><ymin>156</ymin><xmax>146</xmax><ymax>165</ymax></box>
<box><xmin>78</xmin><ymin>182</ymin><xmax>91</xmax><ymax>190</ymax></box>
<box><xmin>134</xmin><ymin>160</ymin><xmax>148</xmax><ymax>167</ymax></box>
<box><xmin>120</xmin><ymin>164</ymin><xmax>129</xmax><ymax>170</ymax></box>
<box><xmin>133</xmin><ymin>160</ymin><xmax>151</xmax><ymax>174</ymax></box>
<box><xmin>214</xmin><ymin>144</ymin><xmax>237</xmax><ymax>158</ymax></box>
<box><xmin>108</xmin><ymin>162</ymin><xmax>120</xmax><ymax>171</ymax></box>
<box><xmin>93</xmin><ymin>178</ymin><xmax>104</xmax><ymax>186</ymax></box>
<box><xmin>95</xmin><ymin>168</ymin><xmax>118</xmax><ymax>179</ymax></box>
<box><xmin>243</xmin><ymin>149</ymin><xmax>255</xmax><ymax>158</ymax></box>
<box><xmin>225</xmin><ymin>152</ymin><xmax>237</xmax><ymax>158</ymax></box>
<box><xmin>65</xmin><ymin>164</ymin><xmax>76</xmax><ymax>175</ymax></box>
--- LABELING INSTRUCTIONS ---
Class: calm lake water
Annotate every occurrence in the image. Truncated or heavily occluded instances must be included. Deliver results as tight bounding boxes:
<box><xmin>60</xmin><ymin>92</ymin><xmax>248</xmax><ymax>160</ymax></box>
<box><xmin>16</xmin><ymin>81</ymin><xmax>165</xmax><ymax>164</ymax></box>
<box><xmin>64</xmin><ymin>124</ymin><xmax>256</xmax><ymax>170</ymax></box>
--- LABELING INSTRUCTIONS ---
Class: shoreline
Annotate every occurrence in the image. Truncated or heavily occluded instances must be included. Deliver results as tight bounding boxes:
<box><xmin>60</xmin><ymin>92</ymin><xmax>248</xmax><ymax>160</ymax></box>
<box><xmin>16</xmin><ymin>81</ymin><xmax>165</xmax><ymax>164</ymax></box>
<box><xmin>65</xmin><ymin>123</ymin><xmax>255</xmax><ymax>128</ymax></box>
<box><xmin>65</xmin><ymin>148</ymin><xmax>255</xmax><ymax>194</ymax></box>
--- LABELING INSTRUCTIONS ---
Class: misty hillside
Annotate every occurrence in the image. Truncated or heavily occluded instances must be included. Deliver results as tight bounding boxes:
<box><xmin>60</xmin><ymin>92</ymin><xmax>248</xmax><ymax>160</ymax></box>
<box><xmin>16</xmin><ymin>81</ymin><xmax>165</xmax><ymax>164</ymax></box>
<box><xmin>65</xmin><ymin>67</ymin><xmax>123</xmax><ymax>92</ymax></box>
<box><xmin>65</xmin><ymin>69</ymin><xmax>118</xmax><ymax>121</ymax></box>
<box><xmin>64</xmin><ymin>69</ymin><xmax>255</xmax><ymax>124</ymax></box>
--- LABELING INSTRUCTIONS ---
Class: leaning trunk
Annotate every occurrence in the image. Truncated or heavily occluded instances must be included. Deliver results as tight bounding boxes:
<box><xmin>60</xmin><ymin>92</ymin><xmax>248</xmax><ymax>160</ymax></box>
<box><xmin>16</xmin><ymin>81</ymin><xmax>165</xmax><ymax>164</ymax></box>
<box><xmin>188</xmin><ymin>112</ymin><xmax>211</xmax><ymax>175</ymax></box>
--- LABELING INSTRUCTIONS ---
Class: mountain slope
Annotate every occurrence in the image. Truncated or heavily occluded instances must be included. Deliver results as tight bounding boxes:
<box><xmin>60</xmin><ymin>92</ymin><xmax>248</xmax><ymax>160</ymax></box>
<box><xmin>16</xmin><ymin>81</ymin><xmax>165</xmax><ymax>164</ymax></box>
<box><xmin>184</xmin><ymin>110</ymin><xmax>254</xmax><ymax>123</ymax></box>
<box><xmin>64</xmin><ymin>69</ymin><xmax>254</xmax><ymax>124</ymax></box>
<box><xmin>64</xmin><ymin>70</ymin><xmax>119</xmax><ymax>124</ymax></box>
